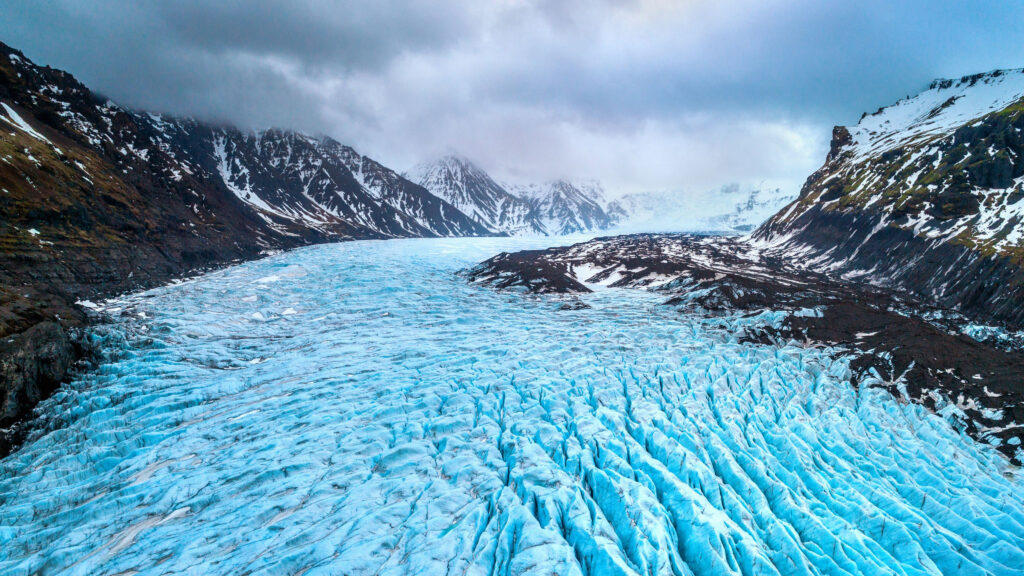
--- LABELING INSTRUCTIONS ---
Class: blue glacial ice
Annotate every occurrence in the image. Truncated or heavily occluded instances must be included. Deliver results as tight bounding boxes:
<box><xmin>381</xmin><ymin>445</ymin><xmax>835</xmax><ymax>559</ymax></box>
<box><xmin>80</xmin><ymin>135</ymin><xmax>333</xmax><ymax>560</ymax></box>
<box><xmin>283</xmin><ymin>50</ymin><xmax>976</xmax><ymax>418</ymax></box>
<box><xmin>1</xmin><ymin>237</ymin><xmax>1023</xmax><ymax>576</ymax></box>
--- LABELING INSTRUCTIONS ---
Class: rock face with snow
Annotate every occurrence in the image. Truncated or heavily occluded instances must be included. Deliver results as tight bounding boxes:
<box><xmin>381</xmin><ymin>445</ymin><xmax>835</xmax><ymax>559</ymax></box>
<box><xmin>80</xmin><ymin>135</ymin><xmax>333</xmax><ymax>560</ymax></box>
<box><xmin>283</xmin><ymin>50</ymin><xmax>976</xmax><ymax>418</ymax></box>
<box><xmin>505</xmin><ymin>179</ymin><xmax>616</xmax><ymax>235</ymax></box>
<box><xmin>754</xmin><ymin>69</ymin><xmax>1024</xmax><ymax>327</ymax></box>
<box><xmin>0</xmin><ymin>41</ymin><xmax>488</xmax><ymax>449</ymax></box>
<box><xmin>208</xmin><ymin>131</ymin><xmax>488</xmax><ymax>239</ymax></box>
<box><xmin>408</xmin><ymin>156</ymin><xmax>620</xmax><ymax>236</ymax></box>
<box><xmin>406</xmin><ymin>155</ymin><xmax>546</xmax><ymax>235</ymax></box>
<box><xmin>608</xmin><ymin>184</ymin><xmax>794</xmax><ymax>233</ymax></box>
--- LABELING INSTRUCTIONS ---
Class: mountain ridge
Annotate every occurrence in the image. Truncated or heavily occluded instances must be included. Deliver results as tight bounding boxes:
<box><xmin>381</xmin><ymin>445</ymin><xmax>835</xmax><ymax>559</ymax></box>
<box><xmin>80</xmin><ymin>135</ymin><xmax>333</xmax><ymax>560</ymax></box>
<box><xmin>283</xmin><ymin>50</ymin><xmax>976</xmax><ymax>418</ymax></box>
<box><xmin>0</xmin><ymin>41</ymin><xmax>489</xmax><ymax>451</ymax></box>
<box><xmin>408</xmin><ymin>154</ymin><xmax>621</xmax><ymax>236</ymax></box>
<box><xmin>405</xmin><ymin>155</ymin><xmax>547</xmax><ymax>235</ymax></box>
<box><xmin>503</xmin><ymin>179</ymin><xmax>615</xmax><ymax>235</ymax></box>
<box><xmin>753</xmin><ymin>66</ymin><xmax>1024</xmax><ymax>327</ymax></box>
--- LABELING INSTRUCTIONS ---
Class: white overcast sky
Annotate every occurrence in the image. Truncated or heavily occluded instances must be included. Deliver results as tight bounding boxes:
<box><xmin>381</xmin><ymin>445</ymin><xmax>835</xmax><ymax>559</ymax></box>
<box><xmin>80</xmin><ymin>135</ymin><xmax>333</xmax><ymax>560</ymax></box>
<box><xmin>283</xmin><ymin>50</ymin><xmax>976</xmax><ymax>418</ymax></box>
<box><xmin>2</xmin><ymin>0</ymin><xmax>1023</xmax><ymax>195</ymax></box>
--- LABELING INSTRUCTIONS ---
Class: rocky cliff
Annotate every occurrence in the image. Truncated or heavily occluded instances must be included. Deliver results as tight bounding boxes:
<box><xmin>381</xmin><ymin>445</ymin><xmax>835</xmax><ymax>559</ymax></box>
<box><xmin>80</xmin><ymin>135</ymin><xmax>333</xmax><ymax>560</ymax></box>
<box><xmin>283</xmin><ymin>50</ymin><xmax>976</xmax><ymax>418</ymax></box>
<box><xmin>753</xmin><ymin>69</ymin><xmax>1024</xmax><ymax>328</ymax></box>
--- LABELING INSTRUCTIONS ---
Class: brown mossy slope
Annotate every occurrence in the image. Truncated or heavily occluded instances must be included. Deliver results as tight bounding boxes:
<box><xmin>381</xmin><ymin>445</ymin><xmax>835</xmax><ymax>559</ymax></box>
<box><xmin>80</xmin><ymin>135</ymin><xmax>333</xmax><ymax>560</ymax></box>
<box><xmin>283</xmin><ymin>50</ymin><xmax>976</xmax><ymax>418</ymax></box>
<box><xmin>0</xmin><ymin>45</ymin><xmax>301</xmax><ymax>453</ymax></box>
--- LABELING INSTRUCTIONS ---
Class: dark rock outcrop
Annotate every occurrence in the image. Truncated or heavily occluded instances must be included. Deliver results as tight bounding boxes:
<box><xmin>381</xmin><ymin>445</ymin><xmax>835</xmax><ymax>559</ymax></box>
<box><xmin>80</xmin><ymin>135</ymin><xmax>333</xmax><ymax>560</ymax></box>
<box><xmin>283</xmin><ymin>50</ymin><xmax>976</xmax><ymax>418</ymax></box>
<box><xmin>0</xmin><ymin>321</ymin><xmax>80</xmax><ymax>454</ymax></box>
<box><xmin>468</xmin><ymin>233</ymin><xmax>1024</xmax><ymax>463</ymax></box>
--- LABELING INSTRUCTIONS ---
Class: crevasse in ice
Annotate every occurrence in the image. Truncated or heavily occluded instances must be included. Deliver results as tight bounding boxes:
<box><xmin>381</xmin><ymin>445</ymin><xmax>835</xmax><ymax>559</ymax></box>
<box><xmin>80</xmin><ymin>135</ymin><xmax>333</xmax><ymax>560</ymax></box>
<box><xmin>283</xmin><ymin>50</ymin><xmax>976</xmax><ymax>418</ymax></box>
<box><xmin>1</xmin><ymin>238</ymin><xmax>1022</xmax><ymax>575</ymax></box>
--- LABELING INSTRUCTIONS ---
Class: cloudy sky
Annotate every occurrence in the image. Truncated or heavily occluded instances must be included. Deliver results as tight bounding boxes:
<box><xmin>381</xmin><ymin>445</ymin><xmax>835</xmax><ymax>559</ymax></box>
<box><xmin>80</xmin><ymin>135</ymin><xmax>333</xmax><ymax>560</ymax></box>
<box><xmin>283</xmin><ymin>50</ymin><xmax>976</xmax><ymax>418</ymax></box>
<box><xmin>2</xmin><ymin>0</ymin><xmax>1023</xmax><ymax>195</ymax></box>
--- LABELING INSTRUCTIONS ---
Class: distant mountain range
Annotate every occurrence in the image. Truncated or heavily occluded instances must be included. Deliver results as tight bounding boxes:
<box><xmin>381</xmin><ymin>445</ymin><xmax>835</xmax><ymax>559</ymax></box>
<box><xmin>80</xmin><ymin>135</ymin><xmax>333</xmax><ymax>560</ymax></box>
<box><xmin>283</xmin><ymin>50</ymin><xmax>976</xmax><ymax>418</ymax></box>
<box><xmin>407</xmin><ymin>155</ymin><xmax>617</xmax><ymax>236</ymax></box>
<box><xmin>408</xmin><ymin>154</ymin><xmax>793</xmax><ymax>236</ymax></box>
<box><xmin>404</xmin><ymin>155</ymin><xmax>545</xmax><ymax>235</ymax></box>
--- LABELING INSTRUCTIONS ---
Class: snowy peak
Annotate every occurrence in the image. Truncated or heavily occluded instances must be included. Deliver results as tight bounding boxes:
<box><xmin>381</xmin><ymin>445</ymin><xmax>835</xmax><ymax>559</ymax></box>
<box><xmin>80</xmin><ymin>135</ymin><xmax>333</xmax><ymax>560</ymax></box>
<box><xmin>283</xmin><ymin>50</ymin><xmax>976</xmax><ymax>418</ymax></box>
<box><xmin>408</xmin><ymin>155</ymin><xmax>619</xmax><ymax>237</ymax></box>
<box><xmin>573</xmin><ymin>179</ymin><xmax>608</xmax><ymax>204</ymax></box>
<box><xmin>848</xmin><ymin>68</ymin><xmax>1024</xmax><ymax>163</ymax></box>
<box><xmin>406</xmin><ymin>155</ymin><xmax>546</xmax><ymax>235</ymax></box>
<box><xmin>208</xmin><ymin>128</ymin><xmax>438</xmax><ymax>238</ymax></box>
<box><xmin>504</xmin><ymin>179</ymin><xmax>615</xmax><ymax>236</ymax></box>
<box><xmin>755</xmin><ymin>66</ymin><xmax>1024</xmax><ymax>327</ymax></box>
<box><xmin>764</xmin><ymin>66</ymin><xmax>1024</xmax><ymax>254</ymax></box>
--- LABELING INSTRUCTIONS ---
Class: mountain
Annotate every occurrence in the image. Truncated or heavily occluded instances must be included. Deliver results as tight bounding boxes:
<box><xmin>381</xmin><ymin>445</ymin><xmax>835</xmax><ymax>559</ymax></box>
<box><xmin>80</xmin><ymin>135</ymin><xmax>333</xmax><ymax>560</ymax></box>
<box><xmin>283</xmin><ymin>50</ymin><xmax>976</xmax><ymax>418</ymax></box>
<box><xmin>0</xmin><ymin>41</ymin><xmax>488</xmax><ymax>448</ymax></box>
<box><xmin>407</xmin><ymin>156</ymin><xmax>620</xmax><ymax>236</ymax></box>
<box><xmin>754</xmin><ymin>68</ymin><xmax>1024</xmax><ymax>327</ymax></box>
<box><xmin>705</xmin><ymin>185</ymin><xmax>795</xmax><ymax>231</ymax></box>
<box><xmin>210</xmin><ymin>131</ymin><xmax>487</xmax><ymax>239</ymax></box>
<box><xmin>405</xmin><ymin>155</ymin><xmax>546</xmax><ymax>235</ymax></box>
<box><xmin>572</xmin><ymin>178</ymin><xmax>609</xmax><ymax>204</ymax></box>
<box><xmin>504</xmin><ymin>179</ymin><xmax>615</xmax><ymax>235</ymax></box>
<box><xmin>607</xmin><ymin>184</ymin><xmax>794</xmax><ymax>233</ymax></box>
<box><xmin>467</xmin><ymin>68</ymin><xmax>1024</xmax><ymax>464</ymax></box>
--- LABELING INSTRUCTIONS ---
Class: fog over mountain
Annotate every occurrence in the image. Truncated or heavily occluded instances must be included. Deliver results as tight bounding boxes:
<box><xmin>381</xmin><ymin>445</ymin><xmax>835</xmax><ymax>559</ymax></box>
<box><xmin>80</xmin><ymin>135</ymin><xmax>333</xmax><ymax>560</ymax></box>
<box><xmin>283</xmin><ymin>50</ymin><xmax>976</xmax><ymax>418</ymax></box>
<box><xmin>3</xmin><ymin>0</ymin><xmax>1023</xmax><ymax>196</ymax></box>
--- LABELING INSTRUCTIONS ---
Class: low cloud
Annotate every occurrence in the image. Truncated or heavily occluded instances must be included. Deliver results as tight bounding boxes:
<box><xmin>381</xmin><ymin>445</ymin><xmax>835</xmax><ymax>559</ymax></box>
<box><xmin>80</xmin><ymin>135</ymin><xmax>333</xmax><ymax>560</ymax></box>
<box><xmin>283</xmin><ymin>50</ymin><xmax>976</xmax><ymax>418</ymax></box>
<box><xmin>3</xmin><ymin>0</ymin><xmax>1022</xmax><ymax>195</ymax></box>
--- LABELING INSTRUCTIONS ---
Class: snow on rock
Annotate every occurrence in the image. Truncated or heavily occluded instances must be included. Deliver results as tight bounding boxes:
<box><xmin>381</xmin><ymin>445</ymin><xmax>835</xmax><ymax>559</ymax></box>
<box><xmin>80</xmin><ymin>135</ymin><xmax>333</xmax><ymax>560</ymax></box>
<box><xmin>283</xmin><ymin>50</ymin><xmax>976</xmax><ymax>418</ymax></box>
<box><xmin>849</xmin><ymin>69</ymin><xmax>1024</xmax><ymax>162</ymax></box>
<box><xmin>0</xmin><ymin>102</ymin><xmax>53</xmax><ymax>145</ymax></box>
<box><xmin>406</xmin><ymin>155</ymin><xmax>547</xmax><ymax>235</ymax></box>
<box><xmin>505</xmin><ymin>180</ymin><xmax>616</xmax><ymax>235</ymax></box>
<box><xmin>752</xmin><ymin>68</ymin><xmax>1024</xmax><ymax>328</ymax></box>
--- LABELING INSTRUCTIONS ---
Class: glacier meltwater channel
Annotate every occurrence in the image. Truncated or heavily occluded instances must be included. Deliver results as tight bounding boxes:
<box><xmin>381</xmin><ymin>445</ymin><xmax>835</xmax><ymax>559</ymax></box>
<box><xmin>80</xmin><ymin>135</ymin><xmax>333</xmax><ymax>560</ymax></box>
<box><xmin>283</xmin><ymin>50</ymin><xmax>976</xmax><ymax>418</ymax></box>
<box><xmin>1</xmin><ymin>238</ymin><xmax>1022</xmax><ymax>576</ymax></box>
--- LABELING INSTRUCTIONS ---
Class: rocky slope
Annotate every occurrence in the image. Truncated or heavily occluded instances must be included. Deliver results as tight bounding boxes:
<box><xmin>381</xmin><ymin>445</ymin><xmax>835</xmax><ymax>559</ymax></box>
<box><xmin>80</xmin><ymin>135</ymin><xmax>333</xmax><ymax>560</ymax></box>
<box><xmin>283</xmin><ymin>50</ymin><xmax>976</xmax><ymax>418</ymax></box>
<box><xmin>753</xmin><ymin>69</ymin><xmax>1024</xmax><ymax>328</ymax></box>
<box><xmin>0</xmin><ymin>42</ymin><xmax>489</xmax><ymax>452</ymax></box>
<box><xmin>504</xmin><ymin>179</ymin><xmax>616</xmax><ymax>235</ymax></box>
<box><xmin>406</xmin><ymin>155</ymin><xmax>546</xmax><ymax>235</ymax></box>
<box><xmin>209</xmin><ymin>131</ymin><xmax>488</xmax><ymax>239</ymax></box>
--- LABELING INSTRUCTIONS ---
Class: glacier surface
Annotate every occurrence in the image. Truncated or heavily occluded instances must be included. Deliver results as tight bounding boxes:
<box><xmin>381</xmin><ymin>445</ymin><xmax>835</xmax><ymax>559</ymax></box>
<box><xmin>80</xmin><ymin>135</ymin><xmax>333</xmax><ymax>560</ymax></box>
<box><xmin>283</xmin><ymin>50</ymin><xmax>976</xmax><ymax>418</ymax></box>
<box><xmin>1</xmin><ymin>238</ymin><xmax>1022</xmax><ymax>576</ymax></box>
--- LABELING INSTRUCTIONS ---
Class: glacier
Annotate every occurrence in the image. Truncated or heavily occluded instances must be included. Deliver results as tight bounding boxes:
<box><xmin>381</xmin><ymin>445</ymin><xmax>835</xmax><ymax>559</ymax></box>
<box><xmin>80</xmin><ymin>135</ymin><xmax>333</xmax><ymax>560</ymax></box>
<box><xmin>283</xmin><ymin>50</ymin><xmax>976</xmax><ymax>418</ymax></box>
<box><xmin>1</xmin><ymin>237</ymin><xmax>1022</xmax><ymax>576</ymax></box>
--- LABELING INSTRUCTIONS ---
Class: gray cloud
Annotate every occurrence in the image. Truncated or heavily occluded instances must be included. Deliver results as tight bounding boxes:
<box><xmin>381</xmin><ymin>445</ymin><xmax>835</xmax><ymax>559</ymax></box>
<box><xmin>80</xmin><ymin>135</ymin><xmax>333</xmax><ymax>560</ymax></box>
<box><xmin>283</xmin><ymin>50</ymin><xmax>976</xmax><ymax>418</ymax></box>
<box><xmin>2</xmin><ymin>0</ymin><xmax>1023</xmax><ymax>194</ymax></box>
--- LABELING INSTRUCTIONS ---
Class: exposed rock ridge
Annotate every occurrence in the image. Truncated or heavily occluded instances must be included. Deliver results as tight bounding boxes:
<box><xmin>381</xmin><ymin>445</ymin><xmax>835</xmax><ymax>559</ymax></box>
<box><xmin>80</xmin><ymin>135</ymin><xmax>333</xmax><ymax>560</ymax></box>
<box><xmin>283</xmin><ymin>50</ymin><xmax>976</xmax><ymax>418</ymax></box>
<box><xmin>753</xmin><ymin>68</ymin><xmax>1024</xmax><ymax>328</ymax></box>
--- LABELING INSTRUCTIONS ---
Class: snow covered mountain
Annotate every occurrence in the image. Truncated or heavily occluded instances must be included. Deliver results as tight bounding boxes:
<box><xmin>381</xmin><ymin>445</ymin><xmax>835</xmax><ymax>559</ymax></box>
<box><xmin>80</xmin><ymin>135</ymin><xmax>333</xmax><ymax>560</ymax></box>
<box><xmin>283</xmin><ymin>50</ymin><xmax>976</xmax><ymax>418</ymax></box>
<box><xmin>406</xmin><ymin>155</ymin><xmax>546</xmax><ymax>235</ymax></box>
<box><xmin>572</xmin><ymin>178</ymin><xmax>609</xmax><ymax>204</ymax></box>
<box><xmin>408</xmin><ymin>155</ymin><xmax>621</xmax><ymax>236</ymax></box>
<box><xmin>504</xmin><ymin>179</ymin><xmax>616</xmax><ymax>235</ymax></box>
<box><xmin>607</xmin><ymin>184</ymin><xmax>794</xmax><ymax>233</ymax></box>
<box><xmin>208</xmin><ymin>129</ymin><xmax>490</xmax><ymax>239</ymax></box>
<box><xmin>755</xmin><ymin>68</ymin><xmax>1024</xmax><ymax>326</ymax></box>
<box><xmin>0</xmin><ymin>43</ymin><xmax>487</xmax><ymax>249</ymax></box>
<box><xmin>0</xmin><ymin>41</ymin><xmax>489</xmax><ymax>443</ymax></box>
